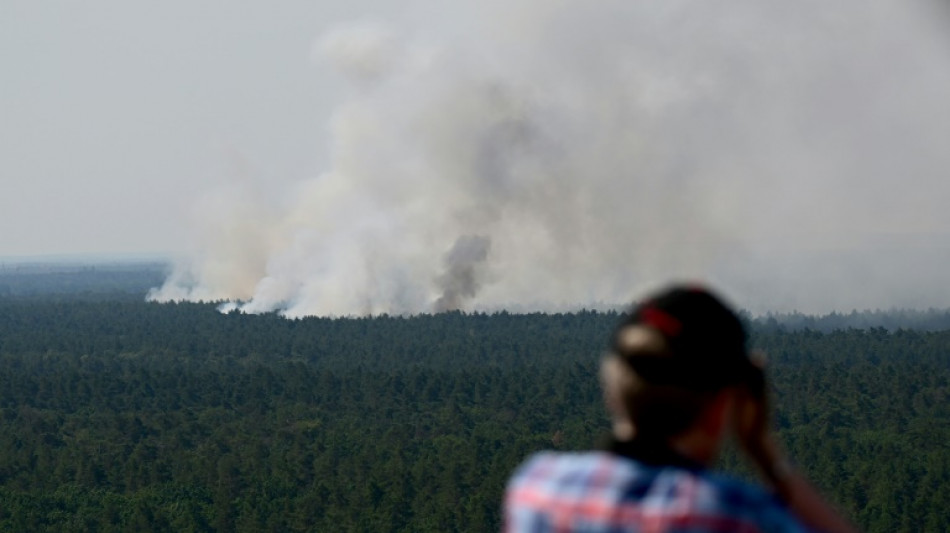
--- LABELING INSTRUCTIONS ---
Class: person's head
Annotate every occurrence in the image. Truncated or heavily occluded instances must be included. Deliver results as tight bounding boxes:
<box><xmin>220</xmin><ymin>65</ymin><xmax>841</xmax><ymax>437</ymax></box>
<box><xmin>601</xmin><ymin>285</ymin><xmax>763</xmax><ymax>447</ymax></box>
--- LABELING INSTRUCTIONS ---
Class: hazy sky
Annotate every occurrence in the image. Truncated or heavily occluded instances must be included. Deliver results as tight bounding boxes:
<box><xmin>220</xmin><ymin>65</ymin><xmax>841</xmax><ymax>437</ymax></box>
<box><xmin>4</xmin><ymin>2</ymin><xmax>950</xmax><ymax>314</ymax></box>
<box><xmin>1</xmin><ymin>1</ymin><xmax>395</xmax><ymax>257</ymax></box>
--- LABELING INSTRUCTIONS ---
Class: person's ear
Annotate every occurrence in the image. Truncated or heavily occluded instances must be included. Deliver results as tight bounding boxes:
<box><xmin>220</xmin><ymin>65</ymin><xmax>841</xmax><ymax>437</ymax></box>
<box><xmin>699</xmin><ymin>389</ymin><xmax>734</xmax><ymax>440</ymax></box>
<box><xmin>599</xmin><ymin>356</ymin><xmax>627</xmax><ymax>417</ymax></box>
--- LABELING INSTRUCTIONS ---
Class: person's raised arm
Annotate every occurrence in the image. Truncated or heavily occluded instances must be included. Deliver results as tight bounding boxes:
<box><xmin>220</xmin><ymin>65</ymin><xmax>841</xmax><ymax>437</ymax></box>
<box><xmin>733</xmin><ymin>375</ymin><xmax>859</xmax><ymax>533</ymax></box>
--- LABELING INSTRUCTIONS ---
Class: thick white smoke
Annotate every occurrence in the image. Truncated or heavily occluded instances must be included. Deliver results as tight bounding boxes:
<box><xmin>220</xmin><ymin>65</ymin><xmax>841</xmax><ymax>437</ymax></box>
<box><xmin>149</xmin><ymin>0</ymin><xmax>950</xmax><ymax>316</ymax></box>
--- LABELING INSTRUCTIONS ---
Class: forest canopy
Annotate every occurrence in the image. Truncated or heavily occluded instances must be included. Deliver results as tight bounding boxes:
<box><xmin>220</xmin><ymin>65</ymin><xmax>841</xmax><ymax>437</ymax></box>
<box><xmin>0</xmin><ymin>264</ymin><xmax>947</xmax><ymax>532</ymax></box>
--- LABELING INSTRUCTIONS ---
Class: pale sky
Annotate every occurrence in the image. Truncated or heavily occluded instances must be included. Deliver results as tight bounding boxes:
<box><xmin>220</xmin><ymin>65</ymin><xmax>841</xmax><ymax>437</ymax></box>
<box><xmin>1</xmin><ymin>1</ymin><xmax>401</xmax><ymax>258</ymax></box>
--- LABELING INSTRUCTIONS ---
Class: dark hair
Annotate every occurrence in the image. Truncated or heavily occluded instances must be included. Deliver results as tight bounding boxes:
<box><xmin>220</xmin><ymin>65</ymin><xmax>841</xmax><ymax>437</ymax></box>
<box><xmin>603</xmin><ymin>330</ymin><xmax>718</xmax><ymax>439</ymax></box>
<box><xmin>605</xmin><ymin>285</ymin><xmax>765</xmax><ymax>438</ymax></box>
<box><xmin>625</xmin><ymin>378</ymin><xmax>719</xmax><ymax>438</ymax></box>
<box><xmin>612</xmin><ymin>285</ymin><xmax>759</xmax><ymax>392</ymax></box>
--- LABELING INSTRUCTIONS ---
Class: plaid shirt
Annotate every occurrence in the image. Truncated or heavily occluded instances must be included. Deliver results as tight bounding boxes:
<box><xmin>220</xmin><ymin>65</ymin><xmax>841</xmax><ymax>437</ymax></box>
<box><xmin>504</xmin><ymin>446</ymin><xmax>816</xmax><ymax>533</ymax></box>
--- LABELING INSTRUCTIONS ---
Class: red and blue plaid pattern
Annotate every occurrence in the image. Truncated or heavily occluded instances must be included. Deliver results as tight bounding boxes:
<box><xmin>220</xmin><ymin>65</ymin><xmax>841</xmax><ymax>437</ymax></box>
<box><xmin>504</xmin><ymin>452</ymin><xmax>815</xmax><ymax>533</ymax></box>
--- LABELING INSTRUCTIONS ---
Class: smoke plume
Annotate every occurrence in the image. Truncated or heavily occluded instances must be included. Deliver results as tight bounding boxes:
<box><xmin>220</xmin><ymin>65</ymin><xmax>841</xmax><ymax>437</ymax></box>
<box><xmin>149</xmin><ymin>0</ymin><xmax>950</xmax><ymax>316</ymax></box>
<box><xmin>434</xmin><ymin>235</ymin><xmax>492</xmax><ymax>312</ymax></box>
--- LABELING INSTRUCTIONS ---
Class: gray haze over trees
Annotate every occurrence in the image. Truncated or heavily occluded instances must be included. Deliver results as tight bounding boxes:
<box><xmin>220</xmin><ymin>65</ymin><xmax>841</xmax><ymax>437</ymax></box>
<box><xmin>10</xmin><ymin>263</ymin><xmax>950</xmax><ymax>332</ymax></box>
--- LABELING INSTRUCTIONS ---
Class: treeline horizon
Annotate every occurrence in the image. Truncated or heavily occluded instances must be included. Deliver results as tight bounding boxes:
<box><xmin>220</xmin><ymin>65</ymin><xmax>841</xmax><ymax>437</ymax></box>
<box><xmin>4</xmin><ymin>263</ymin><xmax>950</xmax><ymax>333</ymax></box>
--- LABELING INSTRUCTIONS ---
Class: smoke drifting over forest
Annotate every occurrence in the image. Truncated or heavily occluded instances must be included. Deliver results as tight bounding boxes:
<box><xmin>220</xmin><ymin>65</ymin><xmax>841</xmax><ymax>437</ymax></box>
<box><xmin>148</xmin><ymin>0</ymin><xmax>950</xmax><ymax>316</ymax></box>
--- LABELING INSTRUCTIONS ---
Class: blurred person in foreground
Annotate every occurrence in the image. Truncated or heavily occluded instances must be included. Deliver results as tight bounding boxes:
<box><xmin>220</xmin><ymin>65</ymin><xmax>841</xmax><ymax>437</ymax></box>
<box><xmin>504</xmin><ymin>285</ymin><xmax>857</xmax><ymax>532</ymax></box>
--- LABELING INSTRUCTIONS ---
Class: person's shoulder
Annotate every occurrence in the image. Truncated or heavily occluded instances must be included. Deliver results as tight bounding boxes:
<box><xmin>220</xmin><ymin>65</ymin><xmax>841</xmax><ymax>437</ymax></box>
<box><xmin>507</xmin><ymin>450</ymin><xmax>639</xmax><ymax>494</ymax></box>
<box><xmin>505</xmin><ymin>450</ymin><xmax>644</xmax><ymax>524</ymax></box>
<box><xmin>691</xmin><ymin>472</ymin><xmax>819</xmax><ymax>532</ymax></box>
<box><xmin>513</xmin><ymin>450</ymin><xmax>614</xmax><ymax>470</ymax></box>
<box><xmin>694</xmin><ymin>470</ymin><xmax>779</xmax><ymax>506</ymax></box>
<box><xmin>509</xmin><ymin>450</ymin><xmax>632</xmax><ymax>480</ymax></box>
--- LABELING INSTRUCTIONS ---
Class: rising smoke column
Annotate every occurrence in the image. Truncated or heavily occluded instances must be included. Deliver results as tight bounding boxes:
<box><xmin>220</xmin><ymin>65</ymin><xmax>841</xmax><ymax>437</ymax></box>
<box><xmin>149</xmin><ymin>0</ymin><xmax>950</xmax><ymax>316</ymax></box>
<box><xmin>433</xmin><ymin>235</ymin><xmax>492</xmax><ymax>312</ymax></box>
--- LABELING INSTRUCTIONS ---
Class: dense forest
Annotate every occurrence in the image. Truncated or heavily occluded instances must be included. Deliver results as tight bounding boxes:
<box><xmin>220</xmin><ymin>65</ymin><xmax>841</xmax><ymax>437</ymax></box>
<box><xmin>0</xmin><ymin>265</ymin><xmax>947</xmax><ymax>531</ymax></box>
